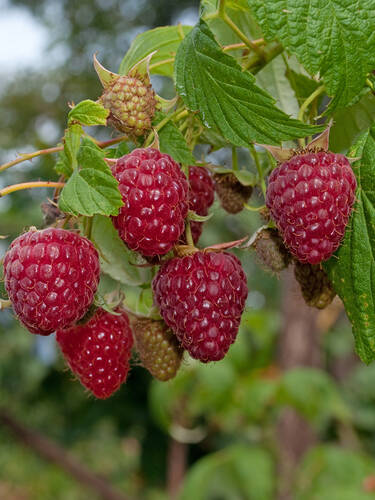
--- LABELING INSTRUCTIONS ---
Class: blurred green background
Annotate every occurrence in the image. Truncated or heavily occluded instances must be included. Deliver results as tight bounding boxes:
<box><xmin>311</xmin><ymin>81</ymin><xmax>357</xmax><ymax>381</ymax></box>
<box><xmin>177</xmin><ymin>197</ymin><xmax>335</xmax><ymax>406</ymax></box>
<box><xmin>1</xmin><ymin>1</ymin><xmax>375</xmax><ymax>499</ymax></box>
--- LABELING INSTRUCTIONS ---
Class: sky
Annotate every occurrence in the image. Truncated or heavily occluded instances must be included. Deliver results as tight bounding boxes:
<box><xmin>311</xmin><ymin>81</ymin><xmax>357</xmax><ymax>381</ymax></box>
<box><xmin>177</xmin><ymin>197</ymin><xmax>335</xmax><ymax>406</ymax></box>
<box><xmin>0</xmin><ymin>1</ymin><xmax>48</xmax><ymax>73</ymax></box>
<box><xmin>0</xmin><ymin>1</ymin><xmax>198</xmax><ymax>75</ymax></box>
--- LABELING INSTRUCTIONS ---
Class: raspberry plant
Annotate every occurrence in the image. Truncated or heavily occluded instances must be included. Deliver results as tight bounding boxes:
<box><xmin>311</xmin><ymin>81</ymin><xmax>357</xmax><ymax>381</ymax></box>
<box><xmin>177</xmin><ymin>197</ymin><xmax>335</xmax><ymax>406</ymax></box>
<box><xmin>1</xmin><ymin>0</ymin><xmax>375</xmax><ymax>401</ymax></box>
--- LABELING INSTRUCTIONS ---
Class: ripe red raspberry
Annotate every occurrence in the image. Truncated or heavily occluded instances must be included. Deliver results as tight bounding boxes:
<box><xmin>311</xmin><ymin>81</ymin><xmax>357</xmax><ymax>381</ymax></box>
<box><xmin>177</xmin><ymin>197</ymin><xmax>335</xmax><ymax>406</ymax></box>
<box><xmin>3</xmin><ymin>228</ymin><xmax>100</xmax><ymax>335</ymax></box>
<box><xmin>56</xmin><ymin>308</ymin><xmax>133</xmax><ymax>399</ymax></box>
<box><xmin>188</xmin><ymin>166</ymin><xmax>214</xmax><ymax>243</ymax></box>
<box><xmin>111</xmin><ymin>148</ymin><xmax>189</xmax><ymax>256</ymax></box>
<box><xmin>266</xmin><ymin>151</ymin><xmax>357</xmax><ymax>264</ymax></box>
<box><xmin>152</xmin><ymin>251</ymin><xmax>248</xmax><ymax>362</ymax></box>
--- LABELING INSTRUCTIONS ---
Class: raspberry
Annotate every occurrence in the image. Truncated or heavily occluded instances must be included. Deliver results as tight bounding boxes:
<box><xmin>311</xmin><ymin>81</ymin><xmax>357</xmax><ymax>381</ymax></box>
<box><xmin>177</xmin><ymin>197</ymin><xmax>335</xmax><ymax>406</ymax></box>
<box><xmin>294</xmin><ymin>261</ymin><xmax>336</xmax><ymax>309</ymax></box>
<box><xmin>188</xmin><ymin>166</ymin><xmax>214</xmax><ymax>243</ymax></box>
<box><xmin>214</xmin><ymin>172</ymin><xmax>253</xmax><ymax>214</ymax></box>
<box><xmin>111</xmin><ymin>148</ymin><xmax>189</xmax><ymax>257</ymax></box>
<box><xmin>3</xmin><ymin>228</ymin><xmax>100</xmax><ymax>335</ymax></box>
<box><xmin>56</xmin><ymin>308</ymin><xmax>133</xmax><ymax>399</ymax></box>
<box><xmin>152</xmin><ymin>251</ymin><xmax>248</xmax><ymax>362</ymax></box>
<box><xmin>253</xmin><ymin>228</ymin><xmax>292</xmax><ymax>274</ymax></box>
<box><xmin>133</xmin><ymin>318</ymin><xmax>183</xmax><ymax>381</ymax></box>
<box><xmin>266</xmin><ymin>151</ymin><xmax>357</xmax><ymax>264</ymax></box>
<box><xmin>100</xmin><ymin>74</ymin><xmax>157</xmax><ymax>136</ymax></box>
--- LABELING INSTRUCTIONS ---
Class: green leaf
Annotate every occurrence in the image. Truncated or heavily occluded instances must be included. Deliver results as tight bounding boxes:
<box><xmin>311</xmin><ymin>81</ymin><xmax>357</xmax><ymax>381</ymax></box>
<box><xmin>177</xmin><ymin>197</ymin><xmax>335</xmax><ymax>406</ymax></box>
<box><xmin>154</xmin><ymin>112</ymin><xmax>195</xmax><ymax>164</ymax></box>
<box><xmin>233</xmin><ymin>170</ymin><xmax>257</xmax><ymax>186</ymax></box>
<box><xmin>324</xmin><ymin>126</ymin><xmax>375</xmax><ymax>363</ymax></box>
<box><xmin>68</xmin><ymin>99</ymin><xmax>109</xmax><ymax>126</ymax></box>
<box><xmin>119</xmin><ymin>25</ymin><xmax>192</xmax><ymax>77</ymax></box>
<box><xmin>54</xmin><ymin>148</ymin><xmax>72</xmax><ymax>177</ymax></box>
<box><xmin>58</xmin><ymin>139</ymin><xmax>123</xmax><ymax>217</ymax></box>
<box><xmin>330</xmin><ymin>92</ymin><xmax>375</xmax><ymax>153</ymax></box>
<box><xmin>295</xmin><ymin>445</ymin><xmax>375</xmax><ymax>500</ymax></box>
<box><xmin>255</xmin><ymin>55</ymin><xmax>299</xmax><ymax>118</ymax></box>
<box><xmin>278</xmin><ymin>368</ymin><xmax>350</xmax><ymax>426</ymax></box>
<box><xmin>175</xmin><ymin>20</ymin><xmax>323</xmax><ymax>147</ymax></box>
<box><xmin>104</xmin><ymin>141</ymin><xmax>130</xmax><ymax>159</ymax></box>
<box><xmin>247</xmin><ymin>0</ymin><xmax>375</xmax><ymax>112</ymax></box>
<box><xmin>202</xmin><ymin>0</ymin><xmax>263</xmax><ymax>48</ymax></box>
<box><xmin>90</xmin><ymin>215</ymin><xmax>149</xmax><ymax>286</ymax></box>
<box><xmin>180</xmin><ymin>445</ymin><xmax>275</xmax><ymax>500</ymax></box>
<box><xmin>63</xmin><ymin>123</ymin><xmax>82</xmax><ymax>171</ymax></box>
<box><xmin>285</xmin><ymin>69</ymin><xmax>321</xmax><ymax>106</ymax></box>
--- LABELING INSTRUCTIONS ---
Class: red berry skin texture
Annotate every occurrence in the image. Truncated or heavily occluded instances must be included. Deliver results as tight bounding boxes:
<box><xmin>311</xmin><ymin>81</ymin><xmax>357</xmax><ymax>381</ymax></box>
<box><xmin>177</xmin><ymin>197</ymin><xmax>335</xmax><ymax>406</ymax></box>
<box><xmin>111</xmin><ymin>148</ymin><xmax>189</xmax><ymax>256</ymax></box>
<box><xmin>266</xmin><ymin>151</ymin><xmax>357</xmax><ymax>265</ymax></box>
<box><xmin>152</xmin><ymin>251</ymin><xmax>248</xmax><ymax>362</ymax></box>
<box><xmin>188</xmin><ymin>166</ymin><xmax>214</xmax><ymax>243</ymax></box>
<box><xmin>3</xmin><ymin>228</ymin><xmax>100</xmax><ymax>335</ymax></box>
<box><xmin>56</xmin><ymin>308</ymin><xmax>133</xmax><ymax>399</ymax></box>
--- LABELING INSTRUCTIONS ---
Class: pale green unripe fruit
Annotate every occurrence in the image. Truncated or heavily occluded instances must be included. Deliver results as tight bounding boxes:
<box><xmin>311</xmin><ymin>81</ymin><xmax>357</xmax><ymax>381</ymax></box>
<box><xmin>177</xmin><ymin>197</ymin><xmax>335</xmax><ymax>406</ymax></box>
<box><xmin>133</xmin><ymin>318</ymin><xmax>183</xmax><ymax>381</ymax></box>
<box><xmin>101</xmin><ymin>74</ymin><xmax>157</xmax><ymax>136</ymax></box>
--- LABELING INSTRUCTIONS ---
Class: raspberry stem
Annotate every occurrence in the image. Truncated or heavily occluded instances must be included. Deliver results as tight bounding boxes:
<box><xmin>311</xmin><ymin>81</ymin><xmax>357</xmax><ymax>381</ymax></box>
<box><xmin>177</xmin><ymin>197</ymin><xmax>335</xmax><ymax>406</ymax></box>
<box><xmin>297</xmin><ymin>85</ymin><xmax>325</xmax><ymax>124</ymax></box>
<box><xmin>0</xmin><ymin>146</ymin><xmax>63</xmax><ymax>173</ymax></box>
<box><xmin>184</xmin><ymin>221</ymin><xmax>195</xmax><ymax>247</ymax></box>
<box><xmin>0</xmin><ymin>299</ymin><xmax>12</xmax><ymax>310</ymax></box>
<box><xmin>223</xmin><ymin>39</ymin><xmax>265</xmax><ymax>52</ymax></box>
<box><xmin>143</xmin><ymin>109</ymin><xmax>188</xmax><ymax>148</ymax></box>
<box><xmin>244</xmin><ymin>203</ymin><xmax>266</xmax><ymax>212</ymax></box>
<box><xmin>249</xmin><ymin>144</ymin><xmax>266</xmax><ymax>198</ymax></box>
<box><xmin>0</xmin><ymin>181</ymin><xmax>65</xmax><ymax>198</ymax></box>
<box><xmin>222</xmin><ymin>12</ymin><xmax>265</xmax><ymax>59</ymax></box>
<box><xmin>0</xmin><ymin>135</ymin><xmax>127</xmax><ymax>173</ymax></box>
<box><xmin>232</xmin><ymin>146</ymin><xmax>238</xmax><ymax>171</ymax></box>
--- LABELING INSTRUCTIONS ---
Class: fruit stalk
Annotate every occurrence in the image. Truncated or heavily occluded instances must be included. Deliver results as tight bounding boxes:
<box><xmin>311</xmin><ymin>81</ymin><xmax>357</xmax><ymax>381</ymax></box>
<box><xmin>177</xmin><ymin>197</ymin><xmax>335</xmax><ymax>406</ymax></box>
<box><xmin>0</xmin><ymin>181</ymin><xmax>65</xmax><ymax>198</ymax></box>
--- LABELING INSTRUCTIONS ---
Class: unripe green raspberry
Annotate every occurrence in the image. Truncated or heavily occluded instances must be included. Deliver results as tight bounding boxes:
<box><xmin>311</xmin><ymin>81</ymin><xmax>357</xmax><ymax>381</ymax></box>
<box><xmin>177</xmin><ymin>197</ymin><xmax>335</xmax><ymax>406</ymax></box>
<box><xmin>133</xmin><ymin>319</ymin><xmax>183</xmax><ymax>381</ymax></box>
<box><xmin>294</xmin><ymin>261</ymin><xmax>336</xmax><ymax>309</ymax></box>
<box><xmin>101</xmin><ymin>75</ymin><xmax>157</xmax><ymax>136</ymax></box>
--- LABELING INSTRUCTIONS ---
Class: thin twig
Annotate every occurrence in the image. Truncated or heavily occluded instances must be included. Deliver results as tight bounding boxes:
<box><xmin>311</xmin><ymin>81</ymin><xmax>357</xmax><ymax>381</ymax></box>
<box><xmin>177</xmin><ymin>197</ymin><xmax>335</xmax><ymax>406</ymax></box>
<box><xmin>0</xmin><ymin>181</ymin><xmax>65</xmax><ymax>198</ymax></box>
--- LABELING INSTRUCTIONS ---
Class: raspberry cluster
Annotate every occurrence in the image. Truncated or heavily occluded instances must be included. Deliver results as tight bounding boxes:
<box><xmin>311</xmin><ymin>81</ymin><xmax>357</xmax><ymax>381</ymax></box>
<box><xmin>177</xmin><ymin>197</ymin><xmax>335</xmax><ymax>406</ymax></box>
<box><xmin>2</xmin><ymin>148</ymin><xmax>250</xmax><ymax>394</ymax></box>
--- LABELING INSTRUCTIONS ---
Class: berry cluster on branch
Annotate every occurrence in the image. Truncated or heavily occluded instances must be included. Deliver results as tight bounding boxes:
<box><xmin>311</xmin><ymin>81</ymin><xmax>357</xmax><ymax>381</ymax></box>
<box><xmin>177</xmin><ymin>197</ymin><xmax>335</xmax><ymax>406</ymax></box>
<box><xmin>1</xmin><ymin>8</ymin><xmax>362</xmax><ymax>396</ymax></box>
